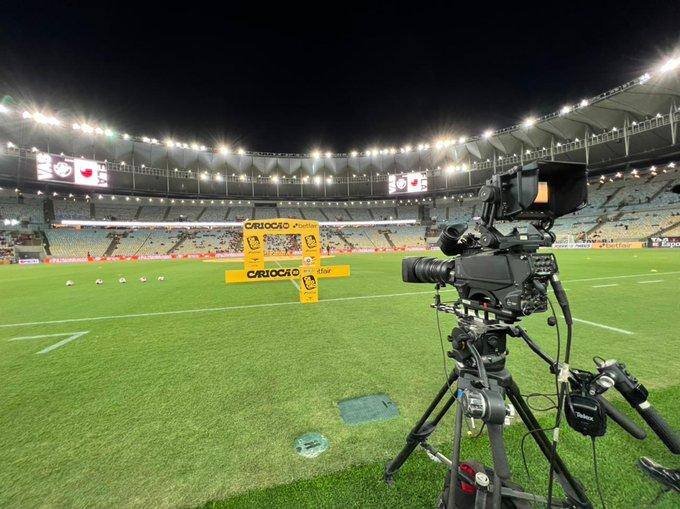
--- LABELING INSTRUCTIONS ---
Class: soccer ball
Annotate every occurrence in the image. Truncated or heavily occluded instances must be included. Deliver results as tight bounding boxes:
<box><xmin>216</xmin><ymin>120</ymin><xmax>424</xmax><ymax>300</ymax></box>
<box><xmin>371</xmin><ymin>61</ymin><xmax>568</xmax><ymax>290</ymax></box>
<box><xmin>303</xmin><ymin>256</ymin><xmax>313</xmax><ymax>266</ymax></box>
<box><xmin>66</xmin><ymin>280</ymin><xmax>74</xmax><ymax>287</ymax></box>
<box><xmin>157</xmin><ymin>276</ymin><xmax>165</xmax><ymax>281</ymax></box>
<box><xmin>118</xmin><ymin>277</ymin><xmax>127</xmax><ymax>284</ymax></box>
<box><xmin>139</xmin><ymin>277</ymin><xmax>147</xmax><ymax>283</ymax></box>
<box><xmin>95</xmin><ymin>279</ymin><xmax>104</xmax><ymax>285</ymax></box>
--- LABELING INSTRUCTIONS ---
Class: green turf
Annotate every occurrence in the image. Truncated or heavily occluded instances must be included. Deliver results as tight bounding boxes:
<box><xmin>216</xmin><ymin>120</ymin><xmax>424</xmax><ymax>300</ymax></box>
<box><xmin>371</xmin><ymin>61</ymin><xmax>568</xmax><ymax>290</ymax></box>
<box><xmin>0</xmin><ymin>249</ymin><xmax>679</xmax><ymax>508</ymax></box>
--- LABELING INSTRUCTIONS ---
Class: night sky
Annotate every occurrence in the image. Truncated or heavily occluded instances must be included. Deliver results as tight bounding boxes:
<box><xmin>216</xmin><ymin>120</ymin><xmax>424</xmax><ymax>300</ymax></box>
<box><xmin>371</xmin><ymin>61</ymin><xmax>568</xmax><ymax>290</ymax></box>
<box><xmin>1</xmin><ymin>2</ymin><xmax>678</xmax><ymax>153</ymax></box>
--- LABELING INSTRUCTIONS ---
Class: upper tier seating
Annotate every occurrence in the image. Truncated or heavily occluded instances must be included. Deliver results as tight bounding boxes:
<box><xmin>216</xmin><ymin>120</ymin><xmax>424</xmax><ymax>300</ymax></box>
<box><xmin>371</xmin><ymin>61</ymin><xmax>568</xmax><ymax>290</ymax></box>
<box><xmin>0</xmin><ymin>197</ymin><xmax>44</xmax><ymax>224</ymax></box>
<box><xmin>54</xmin><ymin>199</ymin><xmax>90</xmax><ymax>220</ymax></box>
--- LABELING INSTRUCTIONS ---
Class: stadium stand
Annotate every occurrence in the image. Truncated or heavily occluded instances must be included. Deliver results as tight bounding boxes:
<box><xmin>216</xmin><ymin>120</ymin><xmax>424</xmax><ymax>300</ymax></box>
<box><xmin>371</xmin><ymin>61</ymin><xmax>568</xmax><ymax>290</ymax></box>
<box><xmin>1</xmin><ymin>164</ymin><xmax>677</xmax><ymax>261</ymax></box>
<box><xmin>253</xmin><ymin>207</ymin><xmax>278</xmax><ymax>219</ymax></box>
<box><xmin>94</xmin><ymin>202</ymin><xmax>139</xmax><ymax>220</ymax></box>
<box><xmin>0</xmin><ymin>196</ymin><xmax>44</xmax><ymax>224</ymax></box>
<box><xmin>199</xmin><ymin>207</ymin><xmax>228</xmax><ymax>221</ymax></box>
<box><xmin>0</xmin><ymin>230</ymin><xmax>15</xmax><ymax>260</ymax></box>
<box><xmin>277</xmin><ymin>207</ymin><xmax>304</xmax><ymax>219</ymax></box>
<box><xmin>53</xmin><ymin>199</ymin><xmax>90</xmax><ymax>220</ymax></box>
<box><xmin>226</xmin><ymin>206</ymin><xmax>252</xmax><ymax>221</ymax></box>
<box><xmin>45</xmin><ymin>228</ymin><xmax>111</xmax><ymax>257</ymax></box>
<box><xmin>137</xmin><ymin>205</ymin><xmax>167</xmax><ymax>221</ymax></box>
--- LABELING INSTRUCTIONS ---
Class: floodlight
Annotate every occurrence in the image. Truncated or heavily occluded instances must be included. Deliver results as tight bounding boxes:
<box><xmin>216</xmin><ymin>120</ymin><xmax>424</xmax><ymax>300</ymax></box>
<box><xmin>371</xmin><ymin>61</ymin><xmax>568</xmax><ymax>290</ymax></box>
<box><xmin>659</xmin><ymin>57</ymin><xmax>680</xmax><ymax>74</ymax></box>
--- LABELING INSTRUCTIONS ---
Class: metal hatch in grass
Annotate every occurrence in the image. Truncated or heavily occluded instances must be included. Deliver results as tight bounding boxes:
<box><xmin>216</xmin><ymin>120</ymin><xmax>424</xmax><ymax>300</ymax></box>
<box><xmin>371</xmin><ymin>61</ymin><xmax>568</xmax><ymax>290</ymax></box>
<box><xmin>338</xmin><ymin>394</ymin><xmax>399</xmax><ymax>425</ymax></box>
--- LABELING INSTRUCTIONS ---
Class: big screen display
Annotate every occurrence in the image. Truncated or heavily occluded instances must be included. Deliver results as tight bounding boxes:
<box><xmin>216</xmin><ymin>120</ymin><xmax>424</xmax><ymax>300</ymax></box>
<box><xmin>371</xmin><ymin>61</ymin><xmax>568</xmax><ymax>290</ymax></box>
<box><xmin>388</xmin><ymin>172</ymin><xmax>428</xmax><ymax>194</ymax></box>
<box><xmin>36</xmin><ymin>153</ymin><xmax>108</xmax><ymax>188</ymax></box>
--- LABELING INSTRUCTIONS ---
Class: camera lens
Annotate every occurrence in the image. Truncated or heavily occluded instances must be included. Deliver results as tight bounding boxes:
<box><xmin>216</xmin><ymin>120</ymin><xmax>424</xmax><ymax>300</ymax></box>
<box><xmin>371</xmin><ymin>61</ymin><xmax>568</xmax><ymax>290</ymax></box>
<box><xmin>402</xmin><ymin>257</ymin><xmax>454</xmax><ymax>285</ymax></box>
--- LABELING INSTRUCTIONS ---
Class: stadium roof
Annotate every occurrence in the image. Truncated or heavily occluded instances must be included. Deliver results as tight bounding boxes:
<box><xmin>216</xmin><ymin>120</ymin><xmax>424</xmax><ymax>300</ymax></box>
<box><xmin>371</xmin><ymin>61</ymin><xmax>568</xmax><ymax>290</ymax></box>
<box><xmin>1</xmin><ymin>56</ymin><xmax>679</xmax><ymax>182</ymax></box>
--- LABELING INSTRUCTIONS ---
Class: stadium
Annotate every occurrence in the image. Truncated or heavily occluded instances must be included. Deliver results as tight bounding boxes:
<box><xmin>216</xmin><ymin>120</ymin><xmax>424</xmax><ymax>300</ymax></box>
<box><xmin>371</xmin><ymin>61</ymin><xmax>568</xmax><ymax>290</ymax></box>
<box><xmin>1</xmin><ymin>8</ymin><xmax>680</xmax><ymax>508</ymax></box>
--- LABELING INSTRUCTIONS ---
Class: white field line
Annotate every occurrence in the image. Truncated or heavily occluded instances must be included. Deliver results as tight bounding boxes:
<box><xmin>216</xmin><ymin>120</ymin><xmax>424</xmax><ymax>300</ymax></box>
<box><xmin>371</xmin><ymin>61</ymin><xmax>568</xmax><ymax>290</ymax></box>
<box><xmin>637</xmin><ymin>280</ymin><xmax>663</xmax><ymax>284</ymax></box>
<box><xmin>591</xmin><ymin>284</ymin><xmax>619</xmax><ymax>288</ymax></box>
<box><xmin>274</xmin><ymin>260</ymin><xmax>300</xmax><ymax>291</ymax></box>
<box><xmin>2</xmin><ymin>269</ymin><xmax>673</xmax><ymax>330</ymax></box>
<box><xmin>563</xmin><ymin>271</ymin><xmax>680</xmax><ymax>283</ymax></box>
<box><xmin>7</xmin><ymin>331</ymin><xmax>90</xmax><ymax>354</ymax></box>
<box><xmin>0</xmin><ymin>289</ymin><xmax>454</xmax><ymax>328</ymax></box>
<box><xmin>571</xmin><ymin>317</ymin><xmax>634</xmax><ymax>335</ymax></box>
<box><xmin>37</xmin><ymin>332</ymin><xmax>89</xmax><ymax>354</ymax></box>
<box><xmin>8</xmin><ymin>332</ymin><xmax>78</xmax><ymax>341</ymax></box>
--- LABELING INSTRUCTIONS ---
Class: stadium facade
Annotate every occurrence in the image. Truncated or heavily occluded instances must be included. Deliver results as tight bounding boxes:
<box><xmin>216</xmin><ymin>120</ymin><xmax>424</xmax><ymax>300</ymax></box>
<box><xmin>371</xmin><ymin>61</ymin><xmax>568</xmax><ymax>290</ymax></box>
<box><xmin>1</xmin><ymin>60</ymin><xmax>679</xmax><ymax>263</ymax></box>
<box><xmin>1</xmin><ymin>64</ymin><xmax>680</xmax><ymax>201</ymax></box>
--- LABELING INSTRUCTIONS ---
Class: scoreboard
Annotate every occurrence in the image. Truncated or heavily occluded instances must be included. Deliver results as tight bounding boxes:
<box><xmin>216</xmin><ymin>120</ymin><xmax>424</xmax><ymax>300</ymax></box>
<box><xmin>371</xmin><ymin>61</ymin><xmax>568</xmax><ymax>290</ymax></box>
<box><xmin>388</xmin><ymin>171</ymin><xmax>427</xmax><ymax>194</ymax></box>
<box><xmin>36</xmin><ymin>153</ymin><xmax>108</xmax><ymax>188</ymax></box>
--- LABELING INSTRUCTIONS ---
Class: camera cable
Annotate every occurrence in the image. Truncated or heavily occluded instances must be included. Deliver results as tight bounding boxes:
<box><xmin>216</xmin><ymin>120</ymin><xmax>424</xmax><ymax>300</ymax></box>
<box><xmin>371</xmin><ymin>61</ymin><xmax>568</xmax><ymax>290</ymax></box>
<box><xmin>435</xmin><ymin>285</ymin><xmax>457</xmax><ymax>399</ymax></box>
<box><xmin>546</xmin><ymin>289</ymin><xmax>571</xmax><ymax>508</ymax></box>
<box><xmin>591</xmin><ymin>436</ymin><xmax>607</xmax><ymax>509</ymax></box>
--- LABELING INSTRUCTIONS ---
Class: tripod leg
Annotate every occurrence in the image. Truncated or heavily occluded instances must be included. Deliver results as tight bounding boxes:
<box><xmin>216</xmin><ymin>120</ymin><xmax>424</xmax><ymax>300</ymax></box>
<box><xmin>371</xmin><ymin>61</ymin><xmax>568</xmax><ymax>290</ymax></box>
<box><xmin>447</xmin><ymin>401</ymin><xmax>464</xmax><ymax>509</ymax></box>
<box><xmin>385</xmin><ymin>369</ymin><xmax>459</xmax><ymax>483</ymax></box>
<box><xmin>487</xmin><ymin>423</ymin><xmax>511</xmax><ymax>509</ymax></box>
<box><xmin>506</xmin><ymin>380</ymin><xmax>592</xmax><ymax>508</ymax></box>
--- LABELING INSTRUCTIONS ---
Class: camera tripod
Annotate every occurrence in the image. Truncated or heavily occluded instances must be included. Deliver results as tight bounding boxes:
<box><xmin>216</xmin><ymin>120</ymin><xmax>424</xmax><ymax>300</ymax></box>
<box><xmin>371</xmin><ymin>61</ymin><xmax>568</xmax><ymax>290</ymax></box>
<box><xmin>384</xmin><ymin>303</ymin><xmax>594</xmax><ymax>509</ymax></box>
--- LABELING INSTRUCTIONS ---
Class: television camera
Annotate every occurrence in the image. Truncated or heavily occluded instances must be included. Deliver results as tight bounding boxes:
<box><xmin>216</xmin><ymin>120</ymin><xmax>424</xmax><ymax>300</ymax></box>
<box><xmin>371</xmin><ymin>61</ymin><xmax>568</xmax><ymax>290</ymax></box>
<box><xmin>386</xmin><ymin>161</ymin><xmax>679</xmax><ymax>508</ymax></box>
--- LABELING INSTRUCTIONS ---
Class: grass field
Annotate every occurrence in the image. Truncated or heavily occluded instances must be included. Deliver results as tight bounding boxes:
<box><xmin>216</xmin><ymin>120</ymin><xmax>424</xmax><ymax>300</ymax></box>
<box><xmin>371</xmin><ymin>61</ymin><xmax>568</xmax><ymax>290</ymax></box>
<box><xmin>1</xmin><ymin>249</ymin><xmax>679</xmax><ymax>508</ymax></box>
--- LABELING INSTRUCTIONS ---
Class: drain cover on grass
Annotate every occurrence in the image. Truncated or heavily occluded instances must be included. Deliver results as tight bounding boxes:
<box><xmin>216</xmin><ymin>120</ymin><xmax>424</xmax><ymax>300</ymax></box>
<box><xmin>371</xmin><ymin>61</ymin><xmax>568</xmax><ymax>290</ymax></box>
<box><xmin>338</xmin><ymin>394</ymin><xmax>399</xmax><ymax>425</ymax></box>
<box><xmin>294</xmin><ymin>432</ymin><xmax>329</xmax><ymax>458</ymax></box>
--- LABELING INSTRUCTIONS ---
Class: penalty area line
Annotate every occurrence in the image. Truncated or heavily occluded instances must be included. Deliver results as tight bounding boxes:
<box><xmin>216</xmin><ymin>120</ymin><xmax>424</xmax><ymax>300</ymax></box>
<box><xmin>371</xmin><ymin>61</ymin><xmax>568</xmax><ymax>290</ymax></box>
<box><xmin>0</xmin><ymin>289</ymin><xmax>453</xmax><ymax>328</ymax></box>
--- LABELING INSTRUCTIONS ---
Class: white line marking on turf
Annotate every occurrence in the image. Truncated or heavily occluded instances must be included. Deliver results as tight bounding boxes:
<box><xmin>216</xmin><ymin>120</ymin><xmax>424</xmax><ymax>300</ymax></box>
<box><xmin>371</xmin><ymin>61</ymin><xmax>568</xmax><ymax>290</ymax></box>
<box><xmin>571</xmin><ymin>318</ymin><xmax>634</xmax><ymax>335</ymax></box>
<box><xmin>274</xmin><ymin>260</ymin><xmax>300</xmax><ymax>291</ymax></box>
<box><xmin>591</xmin><ymin>284</ymin><xmax>619</xmax><ymax>288</ymax></box>
<box><xmin>564</xmin><ymin>271</ymin><xmax>680</xmax><ymax>283</ymax></box>
<box><xmin>637</xmin><ymin>280</ymin><xmax>663</xmax><ymax>284</ymax></box>
<box><xmin>7</xmin><ymin>331</ymin><xmax>89</xmax><ymax>354</ymax></box>
<box><xmin>3</xmin><ymin>268</ymin><xmax>672</xmax><ymax>330</ymax></box>
<box><xmin>0</xmin><ymin>290</ymin><xmax>454</xmax><ymax>328</ymax></box>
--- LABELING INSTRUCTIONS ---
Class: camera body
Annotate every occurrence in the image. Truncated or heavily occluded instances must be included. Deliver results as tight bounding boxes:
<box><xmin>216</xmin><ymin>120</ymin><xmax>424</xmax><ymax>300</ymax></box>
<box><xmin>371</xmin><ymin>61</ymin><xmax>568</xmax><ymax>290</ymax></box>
<box><xmin>402</xmin><ymin>249</ymin><xmax>558</xmax><ymax>320</ymax></box>
<box><xmin>402</xmin><ymin>161</ymin><xmax>587</xmax><ymax>322</ymax></box>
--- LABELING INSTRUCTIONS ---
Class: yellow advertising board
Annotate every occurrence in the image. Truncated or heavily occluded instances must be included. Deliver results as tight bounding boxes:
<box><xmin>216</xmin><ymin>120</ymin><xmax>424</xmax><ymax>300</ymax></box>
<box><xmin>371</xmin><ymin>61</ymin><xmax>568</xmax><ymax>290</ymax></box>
<box><xmin>225</xmin><ymin>218</ymin><xmax>350</xmax><ymax>303</ymax></box>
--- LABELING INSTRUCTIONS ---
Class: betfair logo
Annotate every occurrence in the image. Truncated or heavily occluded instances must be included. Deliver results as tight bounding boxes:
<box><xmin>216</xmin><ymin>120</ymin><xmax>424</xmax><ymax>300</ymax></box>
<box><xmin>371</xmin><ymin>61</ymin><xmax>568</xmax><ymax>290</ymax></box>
<box><xmin>293</xmin><ymin>222</ymin><xmax>317</xmax><ymax>229</ymax></box>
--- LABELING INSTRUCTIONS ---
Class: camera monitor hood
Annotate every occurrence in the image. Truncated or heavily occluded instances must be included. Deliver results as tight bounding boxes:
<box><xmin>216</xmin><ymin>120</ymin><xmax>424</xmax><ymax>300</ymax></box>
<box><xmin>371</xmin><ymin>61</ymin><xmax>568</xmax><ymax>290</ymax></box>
<box><xmin>490</xmin><ymin>161</ymin><xmax>587</xmax><ymax>221</ymax></box>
